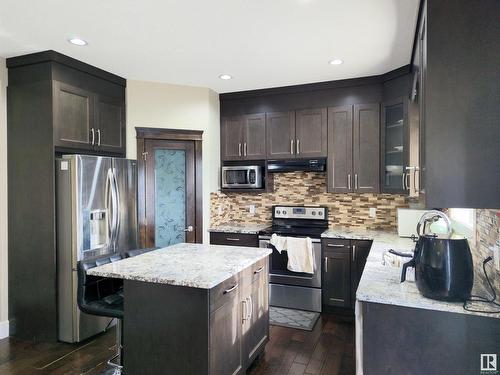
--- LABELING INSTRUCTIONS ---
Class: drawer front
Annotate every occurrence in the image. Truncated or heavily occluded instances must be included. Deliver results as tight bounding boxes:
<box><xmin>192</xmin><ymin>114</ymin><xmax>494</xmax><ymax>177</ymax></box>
<box><xmin>322</xmin><ymin>238</ymin><xmax>351</xmax><ymax>253</ymax></box>
<box><xmin>210</xmin><ymin>273</ymin><xmax>240</xmax><ymax>314</ymax></box>
<box><xmin>241</xmin><ymin>258</ymin><xmax>268</xmax><ymax>291</ymax></box>
<box><xmin>210</xmin><ymin>232</ymin><xmax>259</xmax><ymax>247</ymax></box>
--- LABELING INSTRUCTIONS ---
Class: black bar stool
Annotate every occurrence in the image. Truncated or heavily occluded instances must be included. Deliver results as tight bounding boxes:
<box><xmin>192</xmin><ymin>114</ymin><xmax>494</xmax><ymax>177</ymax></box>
<box><xmin>77</xmin><ymin>254</ymin><xmax>124</xmax><ymax>375</ymax></box>
<box><xmin>125</xmin><ymin>247</ymin><xmax>158</xmax><ymax>258</ymax></box>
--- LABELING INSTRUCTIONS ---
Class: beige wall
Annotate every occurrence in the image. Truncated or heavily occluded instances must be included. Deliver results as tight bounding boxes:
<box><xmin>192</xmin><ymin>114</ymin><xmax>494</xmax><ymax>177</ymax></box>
<box><xmin>126</xmin><ymin>80</ymin><xmax>220</xmax><ymax>244</ymax></box>
<box><xmin>0</xmin><ymin>58</ymin><xmax>8</xmax><ymax>337</ymax></box>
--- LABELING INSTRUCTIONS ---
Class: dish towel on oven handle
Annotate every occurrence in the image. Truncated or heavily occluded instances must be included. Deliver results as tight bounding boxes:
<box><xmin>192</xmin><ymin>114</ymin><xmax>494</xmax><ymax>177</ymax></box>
<box><xmin>269</xmin><ymin>234</ymin><xmax>314</xmax><ymax>274</ymax></box>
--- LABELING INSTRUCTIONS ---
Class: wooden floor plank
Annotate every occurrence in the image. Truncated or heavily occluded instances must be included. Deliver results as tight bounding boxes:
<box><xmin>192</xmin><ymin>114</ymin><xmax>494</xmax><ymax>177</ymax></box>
<box><xmin>0</xmin><ymin>313</ymin><xmax>355</xmax><ymax>375</ymax></box>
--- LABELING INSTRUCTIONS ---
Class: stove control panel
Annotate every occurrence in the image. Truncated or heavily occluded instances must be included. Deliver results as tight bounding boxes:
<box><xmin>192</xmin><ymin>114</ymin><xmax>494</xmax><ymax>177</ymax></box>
<box><xmin>273</xmin><ymin>206</ymin><xmax>327</xmax><ymax>220</ymax></box>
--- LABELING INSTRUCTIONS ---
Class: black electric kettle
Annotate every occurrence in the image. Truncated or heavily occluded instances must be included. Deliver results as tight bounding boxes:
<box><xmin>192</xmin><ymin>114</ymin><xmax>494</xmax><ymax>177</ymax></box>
<box><xmin>401</xmin><ymin>211</ymin><xmax>474</xmax><ymax>302</ymax></box>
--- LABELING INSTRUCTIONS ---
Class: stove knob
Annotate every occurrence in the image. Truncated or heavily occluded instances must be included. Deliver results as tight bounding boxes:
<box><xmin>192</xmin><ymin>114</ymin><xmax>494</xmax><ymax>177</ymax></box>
<box><xmin>276</xmin><ymin>210</ymin><xmax>281</xmax><ymax>215</ymax></box>
<box><xmin>312</xmin><ymin>211</ymin><xmax>316</xmax><ymax>216</ymax></box>
<box><xmin>282</xmin><ymin>210</ymin><xmax>287</xmax><ymax>215</ymax></box>
<box><xmin>319</xmin><ymin>211</ymin><xmax>323</xmax><ymax>216</ymax></box>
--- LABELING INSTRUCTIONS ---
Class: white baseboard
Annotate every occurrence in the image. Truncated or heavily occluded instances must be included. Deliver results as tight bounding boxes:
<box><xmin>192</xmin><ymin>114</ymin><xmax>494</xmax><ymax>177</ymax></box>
<box><xmin>0</xmin><ymin>320</ymin><xmax>9</xmax><ymax>339</ymax></box>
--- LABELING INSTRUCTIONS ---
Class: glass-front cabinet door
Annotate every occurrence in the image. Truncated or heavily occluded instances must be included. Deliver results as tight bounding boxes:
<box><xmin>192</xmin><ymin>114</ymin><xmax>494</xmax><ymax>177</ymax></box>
<box><xmin>381</xmin><ymin>98</ymin><xmax>408</xmax><ymax>193</ymax></box>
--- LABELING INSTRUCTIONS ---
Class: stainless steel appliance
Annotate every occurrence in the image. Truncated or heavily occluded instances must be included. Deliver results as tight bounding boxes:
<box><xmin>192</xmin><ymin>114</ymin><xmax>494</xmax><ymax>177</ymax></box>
<box><xmin>401</xmin><ymin>211</ymin><xmax>474</xmax><ymax>302</ymax></box>
<box><xmin>56</xmin><ymin>155</ymin><xmax>138</xmax><ymax>343</ymax></box>
<box><xmin>266</xmin><ymin>158</ymin><xmax>326</xmax><ymax>173</ymax></box>
<box><xmin>259</xmin><ymin>206</ymin><xmax>328</xmax><ymax>312</ymax></box>
<box><xmin>221</xmin><ymin>165</ymin><xmax>264</xmax><ymax>189</ymax></box>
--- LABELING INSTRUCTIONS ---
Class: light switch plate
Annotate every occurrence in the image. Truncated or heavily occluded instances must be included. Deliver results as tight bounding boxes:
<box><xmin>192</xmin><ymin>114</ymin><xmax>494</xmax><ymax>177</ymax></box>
<box><xmin>249</xmin><ymin>205</ymin><xmax>256</xmax><ymax>215</ymax></box>
<box><xmin>217</xmin><ymin>206</ymin><xmax>223</xmax><ymax>215</ymax></box>
<box><xmin>369</xmin><ymin>207</ymin><xmax>377</xmax><ymax>218</ymax></box>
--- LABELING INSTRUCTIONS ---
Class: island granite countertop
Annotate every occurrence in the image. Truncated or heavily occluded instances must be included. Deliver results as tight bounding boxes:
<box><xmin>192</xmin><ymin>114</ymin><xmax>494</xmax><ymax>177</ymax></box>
<box><xmin>322</xmin><ymin>227</ymin><xmax>500</xmax><ymax>319</ymax></box>
<box><xmin>87</xmin><ymin>243</ymin><xmax>271</xmax><ymax>289</ymax></box>
<box><xmin>208</xmin><ymin>224</ymin><xmax>269</xmax><ymax>234</ymax></box>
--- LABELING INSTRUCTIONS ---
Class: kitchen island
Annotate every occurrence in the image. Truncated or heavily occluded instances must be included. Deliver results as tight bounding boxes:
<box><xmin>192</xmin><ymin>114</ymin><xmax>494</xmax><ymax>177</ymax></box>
<box><xmin>88</xmin><ymin>243</ymin><xmax>272</xmax><ymax>375</ymax></box>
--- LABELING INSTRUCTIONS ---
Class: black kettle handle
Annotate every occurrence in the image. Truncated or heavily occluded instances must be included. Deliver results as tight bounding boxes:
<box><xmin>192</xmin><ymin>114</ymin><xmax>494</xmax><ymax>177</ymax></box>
<box><xmin>401</xmin><ymin>259</ymin><xmax>415</xmax><ymax>283</ymax></box>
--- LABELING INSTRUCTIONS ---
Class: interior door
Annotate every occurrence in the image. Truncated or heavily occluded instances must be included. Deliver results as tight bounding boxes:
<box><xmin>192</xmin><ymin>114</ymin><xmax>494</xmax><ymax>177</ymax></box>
<box><xmin>144</xmin><ymin>140</ymin><xmax>196</xmax><ymax>247</ymax></box>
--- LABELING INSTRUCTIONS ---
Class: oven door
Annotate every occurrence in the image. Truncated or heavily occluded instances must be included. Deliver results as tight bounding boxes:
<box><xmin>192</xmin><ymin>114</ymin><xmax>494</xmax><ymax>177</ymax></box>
<box><xmin>259</xmin><ymin>236</ymin><xmax>321</xmax><ymax>288</ymax></box>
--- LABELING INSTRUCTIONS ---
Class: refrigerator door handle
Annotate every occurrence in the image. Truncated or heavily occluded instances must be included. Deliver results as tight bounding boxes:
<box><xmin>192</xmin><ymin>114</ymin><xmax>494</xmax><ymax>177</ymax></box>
<box><xmin>107</xmin><ymin>168</ymin><xmax>119</xmax><ymax>251</ymax></box>
<box><xmin>111</xmin><ymin>168</ymin><xmax>121</xmax><ymax>249</ymax></box>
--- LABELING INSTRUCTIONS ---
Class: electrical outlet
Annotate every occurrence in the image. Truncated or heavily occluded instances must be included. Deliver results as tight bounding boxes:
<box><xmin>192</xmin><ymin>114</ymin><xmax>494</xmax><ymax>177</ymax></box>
<box><xmin>249</xmin><ymin>205</ymin><xmax>256</xmax><ymax>215</ymax></box>
<box><xmin>369</xmin><ymin>207</ymin><xmax>377</xmax><ymax>218</ymax></box>
<box><xmin>494</xmin><ymin>245</ymin><xmax>500</xmax><ymax>271</ymax></box>
<box><xmin>217</xmin><ymin>206</ymin><xmax>223</xmax><ymax>215</ymax></box>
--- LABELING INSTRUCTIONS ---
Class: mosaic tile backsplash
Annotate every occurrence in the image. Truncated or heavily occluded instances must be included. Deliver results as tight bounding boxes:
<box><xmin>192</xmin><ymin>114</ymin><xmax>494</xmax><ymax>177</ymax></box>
<box><xmin>210</xmin><ymin>172</ymin><xmax>408</xmax><ymax>230</ymax></box>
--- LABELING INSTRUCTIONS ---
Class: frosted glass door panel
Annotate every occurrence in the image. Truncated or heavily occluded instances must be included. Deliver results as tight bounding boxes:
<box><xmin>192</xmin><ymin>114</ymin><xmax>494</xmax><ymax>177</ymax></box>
<box><xmin>154</xmin><ymin>149</ymin><xmax>186</xmax><ymax>247</ymax></box>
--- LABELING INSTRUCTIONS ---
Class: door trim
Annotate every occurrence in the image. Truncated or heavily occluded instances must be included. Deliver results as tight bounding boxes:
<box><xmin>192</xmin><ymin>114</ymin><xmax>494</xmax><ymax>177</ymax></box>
<box><xmin>136</xmin><ymin>127</ymin><xmax>203</xmax><ymax>245</ymax></box>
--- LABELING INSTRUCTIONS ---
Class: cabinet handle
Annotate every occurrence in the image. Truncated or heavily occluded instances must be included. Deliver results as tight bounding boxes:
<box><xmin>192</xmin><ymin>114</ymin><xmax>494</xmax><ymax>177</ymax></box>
<box><xmin>244</xmin><ymin>142</ymin><xmax>247</xmax><ymax>157</ymax></box>
<box><xmin>97</xmin><ymin>129</ymin><xmax>101</xmax><ymax>146</ymax></box>
<box><xmin>225</xmin><ymin>237</ymin><xmax>240</xmax><ymax>241</ymax></box>
<box><xmin>324</xmin><ymin>257</ymin><xmax>328</xmax><ymax>272</ymax></box>
<box><xmin>405</xmin><ymin>173</ymin><xmax>410</xmax><ymax>191</ymax></box>
<box><xmin>254</xmin><ymin>266</ymin><xmax>264</xmax><ymax>274</ymax></box>
<box><xmin>352</xmin><ymin>245</ymin><xmax>356</xmax><ymax>262</ymax></box>
<box><xmin>348</xmin><ymin>174</ymin><xmax>351</xmax><ymax>190</ymax></box>
<box><xmin>402</xmin><ymin>172</ymin><xmax>407</xmax><ymax>190</ymax></box>
<box><xmin>327</xmin><ymin>243</ymin><xmax>345</xmax><ymax>248</ymax></box>
<box><xmin>238</xmin><ymin>143</ymin><xmax>242</xmax><ymax>157</ymax></box>
<box><xmin>223</xmin><ymin>284</ymin><xmax>238</xmax><ymax>294</ymax></box>
<box><xmin>296</xmin><ymin>139</ymin><xmax>300</xmax><ymax>154</ymax></box>
<box><xmin>90</xmin><ymin>128</ymin><xmax>95</xmax><ymax>145</ymax></box>
<box><xmin>290</xmin><ymin>139</ymin><xmax>294</xmax><ymax>154</ymax></box>
<box><xmin>242</xmin><ymin>298</ymin><xmax>248</xmax><ymax>322</ymax></box>
<box><xmin>355</xmin><ymin>174</ymin><xmax>358</xmax><ymax>190</ymax></box>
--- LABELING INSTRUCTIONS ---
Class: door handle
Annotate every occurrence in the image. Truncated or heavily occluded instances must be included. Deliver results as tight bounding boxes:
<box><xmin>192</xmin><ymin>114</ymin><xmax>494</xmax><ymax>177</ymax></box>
<box><xmin>352</xmin><ymin>245</ymin><xmax>356</xmax><ymax>262</ymax></box>
<box><xmin>97</xmin><ymin>129</ymin><xmax>101</xmax><ymax>147</ymax></box>
<box><xmin>348</xmin><ymin>174</ymin><xmax>351</xmax><ymax>190</ymax></box>
<box><xmin>248</xmin><ymin>296</ymin><xmax>253</xmax><ymax>319</ymax></box>
<box><xmin>226</xmin><ymin>237</ymin><xmax>240</xmax><ymax>241</ymax></box>
<box><xmin>324</xmin><ymin>257</ymin><xmax>328</xmax><ymax>272</ymax></box>
<box><xmin>355</xmin><ymin>174</ymin><xmax>358</xmax><ymax>190</ymax></box>
<box><xmin>290</xmin><ymin>139</ymin><xmax>294</xmax><ymax>154</ymax></box>
<box><xmin>244</xmin><ymin>142</ymin><xmax>247</xmax><ymax>157</ymax></box>
<box><xmin>402</xmin><ymin>172</ymin><xmax>407</xmax><ymax>190</ymax></box>
<box><xmin>254</xmin><ymin>266</ymin><xmax>264</xmax><ymax>274</ymax></box>
<box><xmin>296</xmin><ymin>139</ymin><xmax>300</xmax><ymax>154</ymax></box>
<box><xmin>327</xmin><ymin>243</ymin><xmax>345</xmax><ymax>248</ymax></box>
<box><xmin>242</xmin><ymin>298</ymin><xmax>248</xmax><ymax>322</ymax></box>
<box><xmin>90</xmin><ymin>128</ymin><xmax>95</xmax><ymax>146</ymax></box>
<box><xmin>184</xmin><ymin>225</ymin><xmax>194</xmax><ymax>232</ymax></box>
<box><xmin>238</xmin><ymin>143</ymin><xmax>242</xmax><ymax>157</ymax></box>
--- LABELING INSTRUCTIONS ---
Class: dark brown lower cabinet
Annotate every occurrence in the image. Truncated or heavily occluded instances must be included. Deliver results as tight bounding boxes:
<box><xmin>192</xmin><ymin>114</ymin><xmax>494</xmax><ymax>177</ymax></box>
<box><xmin>322</xmin><ymin>238</ymin><xmax>372</xmax><ymax>310</ymax></box>
<box><xmin>124</xmin><ymin>258</ymin><xmax>269</xmax><ymax>375</ymax></box>
<box><xmin>210</xmin><ymin>232</ymin><xmax>259</xmax><ymax>247</ymax></box>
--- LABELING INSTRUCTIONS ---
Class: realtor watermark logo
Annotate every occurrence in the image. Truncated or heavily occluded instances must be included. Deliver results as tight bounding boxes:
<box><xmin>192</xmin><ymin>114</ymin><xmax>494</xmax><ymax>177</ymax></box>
<box><xmin>481</xmin><ymin>354</ymin><xmax>498</xmax><ymax>373</ymax></box>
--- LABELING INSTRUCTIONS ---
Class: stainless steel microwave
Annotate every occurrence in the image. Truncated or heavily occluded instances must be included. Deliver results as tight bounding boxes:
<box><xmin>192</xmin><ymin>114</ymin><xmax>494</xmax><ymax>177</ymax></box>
<box><xmin>221</xmin><ymin>165</ymin><xmax>264</xmax><ymax>189</ymax></box>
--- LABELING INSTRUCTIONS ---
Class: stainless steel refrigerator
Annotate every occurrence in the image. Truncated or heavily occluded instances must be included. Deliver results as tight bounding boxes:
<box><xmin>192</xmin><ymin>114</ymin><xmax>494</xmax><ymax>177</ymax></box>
<box><xmin>56</xmin><ymin>155</ymin><xmax>138</xmax><ymax>343</ymax></box>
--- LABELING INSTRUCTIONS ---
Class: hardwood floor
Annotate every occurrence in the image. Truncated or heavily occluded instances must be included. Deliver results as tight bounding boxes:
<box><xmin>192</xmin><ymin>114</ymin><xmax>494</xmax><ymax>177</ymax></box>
<box><xmin>0</xmin><ymin>314</ymin><xmax>354</xmax><ymax>375</ymax></box>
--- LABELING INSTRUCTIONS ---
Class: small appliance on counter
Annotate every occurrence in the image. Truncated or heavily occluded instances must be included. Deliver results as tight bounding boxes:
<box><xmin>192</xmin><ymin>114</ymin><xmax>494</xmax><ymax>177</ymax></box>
<box><xmin>221</xmin><ymin>164</ymin><xmax>264</xmax><ymax>189</ymax></box>
<box><xmin>397</xmin><ymin>208</ymin><xmax>433</xmax><ymax>237</ymax></box>
<box><xmin>400</xmin><ymin>210</ymin><xmax>474</xmax><ymax>302</ymax></box>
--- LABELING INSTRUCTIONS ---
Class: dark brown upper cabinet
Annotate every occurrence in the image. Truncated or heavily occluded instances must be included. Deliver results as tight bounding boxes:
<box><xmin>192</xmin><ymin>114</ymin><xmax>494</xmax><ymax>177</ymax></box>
<box><xmin>353</xmin><ymin>103</ymin><xmax>380</xmax><ymax>193</ymax></box>
<box><xmin>266</xmin><ymin>109</ymin><xmax>326</xmax><ymax>160</ymax></box>
<box><xmin>295</xmin><ymin>108</ymin><xmax>328</xmax><ymax>158</ymax></box>
<box><xmin>94</xmin><ymin>94</ymin><xmax>126</xmax><ymax>153</ymax></box>
<box><xmin>327</xmin><ymin>106</ymin><xmax>353</xmax><ymax>193</ymax></box>
<box><xmin>53</xmin><ymin>82</ymin><xmax>94</xmax><ymax>151</ymax></box>
<box><xmin>221</xmin><ymin>114</ymin><xmax>266</xmax><ymax>161</ymax></box>
<box><xmin>266</xmin><ymin>111</ymin><xmax>295</xmax><ymax>159</ymax></box>
<box><xmin>381</xmin><ymin>98</ymin><xmax>409</xmax><ymax>194</ymax></box>
<box><xmin>328</xmin><ymin>104</ymin><xmax>380</xmax><ymax>193</ymax></box>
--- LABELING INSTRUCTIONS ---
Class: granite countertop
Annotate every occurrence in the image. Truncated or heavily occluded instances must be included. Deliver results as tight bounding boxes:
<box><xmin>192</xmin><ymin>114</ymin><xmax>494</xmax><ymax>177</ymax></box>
<box><xmin>87</xmin><ymin>243</ymin><xmax>271</xmax><ymax>289</ymax></box>
<box><xmin>208</xmin><ymin>224</ymin><xmax>269</xmax><ymax>234</ymax></box>
<box><xmin>322</xmin><ymin>227</ymin><xmax>500</xmax><ymax>319</ymax></box>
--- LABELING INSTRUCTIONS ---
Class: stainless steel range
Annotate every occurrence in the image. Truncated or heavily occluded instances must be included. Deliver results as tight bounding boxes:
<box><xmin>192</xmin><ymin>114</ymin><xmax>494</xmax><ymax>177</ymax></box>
<box><xmin>259</xmin><ymin>205</ymin><xmax>328</xmax><ymax>312</ymax></box>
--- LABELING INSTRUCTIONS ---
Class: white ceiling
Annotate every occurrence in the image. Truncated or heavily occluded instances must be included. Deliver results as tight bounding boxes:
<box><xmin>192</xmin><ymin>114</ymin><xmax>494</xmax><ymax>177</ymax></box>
<box><xmin>0</xmin><ymin>0</ymin><xmax>419</xmax><ymax>93</ymax></box>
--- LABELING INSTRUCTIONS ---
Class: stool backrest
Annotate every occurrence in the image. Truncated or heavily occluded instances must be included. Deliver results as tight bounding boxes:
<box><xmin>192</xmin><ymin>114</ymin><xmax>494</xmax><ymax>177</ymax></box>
<box><xmin>77</xmin><ymin>254</ymin><xmax>123</xmax><ymax>310</ymax></box>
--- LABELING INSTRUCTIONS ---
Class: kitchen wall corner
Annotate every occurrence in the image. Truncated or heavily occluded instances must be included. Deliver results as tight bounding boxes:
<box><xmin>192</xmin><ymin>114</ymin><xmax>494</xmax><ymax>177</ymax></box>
<box><xmin>0</xmin><ymin>57</ymin><xmax>9</xmax><ymax>338</ymax></box>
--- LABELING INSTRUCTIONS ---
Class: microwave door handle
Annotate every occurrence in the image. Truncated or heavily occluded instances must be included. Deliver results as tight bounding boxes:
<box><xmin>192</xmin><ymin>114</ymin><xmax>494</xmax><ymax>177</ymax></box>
<box><xmin>247</xmin><ymin>169</ymin><xmax>251</xmax><ymax>185</ymax></box>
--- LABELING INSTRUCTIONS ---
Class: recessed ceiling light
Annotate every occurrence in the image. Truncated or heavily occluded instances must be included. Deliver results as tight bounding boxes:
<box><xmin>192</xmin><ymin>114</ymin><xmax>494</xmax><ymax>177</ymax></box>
<box><xmin>329</xmin><ymin>59</ymin><xmax>343</xmax><ymax>65</ymax></box>
<box><xmin>68</xmin><ymin>38</ymin><xmax>88</xmax><ymax>46</ymax></box>
<box><xmin>219</xmin><ymin>74</ymin><xmax>232</xmax><ymax>80</ymax></box>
